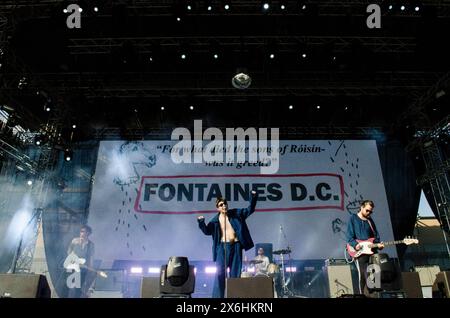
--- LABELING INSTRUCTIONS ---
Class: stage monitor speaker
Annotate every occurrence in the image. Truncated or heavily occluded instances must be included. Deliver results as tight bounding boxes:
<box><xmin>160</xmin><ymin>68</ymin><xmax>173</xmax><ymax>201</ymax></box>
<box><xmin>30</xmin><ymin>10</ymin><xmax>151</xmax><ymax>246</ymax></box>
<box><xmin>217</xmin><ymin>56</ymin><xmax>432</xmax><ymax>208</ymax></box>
<box><xmin>141</xmin><ymin>277</ymin><xmax>160</xmax><ymax>298</ymax></box>
<box><xmin>326</xmin><ymin>264</ymin><xmax>354</xmax><ymax>298</ymax></box>
<box><xmin>226</xmin><ymin>277</ymin><xmax>274</xmax><ymax>298</ymax></box>
<box><xmin>401</xmin><ymin>272</ymin><xmax>423</xmax><ymax>298</ymax></box>
<box><xmin>0</xmin><ymin>274</ymin><xmax>51</xmax><ymax>298</ymax></box>
<box><xmin>432</xmin><ymin>271</ymin><xmax>450</xmax><ymax>298</ymax></box>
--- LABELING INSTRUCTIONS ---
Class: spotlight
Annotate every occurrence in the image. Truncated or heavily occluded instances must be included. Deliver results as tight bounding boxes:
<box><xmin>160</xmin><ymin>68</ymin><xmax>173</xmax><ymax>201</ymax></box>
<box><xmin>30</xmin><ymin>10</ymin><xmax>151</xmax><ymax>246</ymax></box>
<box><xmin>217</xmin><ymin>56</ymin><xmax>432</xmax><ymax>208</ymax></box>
<box><xmin>189</xmin><ymin>105</ymin><xmax>194</xmax><ymax>110</ymax></box>
<box><xmin>34</xmin><ymin>134</ymin><xmax>47</xmax><ymax>146</ymax></box>
<box><xmin>289</xmin><ymin>105</ymin><xmax>293</xmax><ymax>110</ymax></box>
<box><xmin>161</xmin><ymin>106</ymin><xmax>165</xmax><ymax>110</ymax></box>
<box><xmin>64</xmin><ymin>149</ymin><xmax>73</xmax><ymax>162</ymax></box>
<box><xmin>27</xmin><ymin>180</ymin><xmax>33</xmax><ymax>186</ymax></box>
<box><xmin>160</xmin><ymin>256</ymin><xmax>195</xmax><ymax>298</ymax></box>
<box><xmin>400</xmin><ymin>5</ymin><xmax>405</xmax><ymax>11</ymax></box>
<box><xmin>223</xmin><ymin>0</ymin><xmax>231</xmax><ymax>11</ymax></box>
<box><xmin>205</xmin><ymin>0</ymin><xmax>213</xmax><ymax>11</ymax></box>
<box><xmin>72</xmin><ymin>124</ymin><xmax>77</xmax><ymax>129</ymax></box>
<box><xmin>231</xmin><ymin>69</ymin><xmax>252</xmax><ymax>89</ymax></box>
<box><xmin>316</xmin><ymin>105</ymin><xmax>321</xmax><ymax>109</ymax></box>
<box><xmin>262</xmin><ymin>1</ymin><xmax>270</xmax><ymax>11</ymax></box>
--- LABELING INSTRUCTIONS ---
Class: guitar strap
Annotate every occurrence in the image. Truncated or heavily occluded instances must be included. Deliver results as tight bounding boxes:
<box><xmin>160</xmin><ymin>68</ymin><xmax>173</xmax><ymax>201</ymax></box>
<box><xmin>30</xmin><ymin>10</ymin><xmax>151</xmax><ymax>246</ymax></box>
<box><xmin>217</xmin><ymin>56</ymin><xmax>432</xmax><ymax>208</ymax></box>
<box><xmin>367</xmin><ymin>219</ymin><xmax>375</xmax><ymax>238</ymax></box>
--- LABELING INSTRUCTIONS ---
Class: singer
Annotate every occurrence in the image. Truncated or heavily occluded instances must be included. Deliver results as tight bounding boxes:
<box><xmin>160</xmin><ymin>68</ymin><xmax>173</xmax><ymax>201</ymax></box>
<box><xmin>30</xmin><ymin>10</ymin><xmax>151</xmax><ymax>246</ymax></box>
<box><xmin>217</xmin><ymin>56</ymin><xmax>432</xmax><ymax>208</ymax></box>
<box><xmin>197</xmin><ymin>190</ymin><xmax>258</xmax><ymax>298</ymax></box>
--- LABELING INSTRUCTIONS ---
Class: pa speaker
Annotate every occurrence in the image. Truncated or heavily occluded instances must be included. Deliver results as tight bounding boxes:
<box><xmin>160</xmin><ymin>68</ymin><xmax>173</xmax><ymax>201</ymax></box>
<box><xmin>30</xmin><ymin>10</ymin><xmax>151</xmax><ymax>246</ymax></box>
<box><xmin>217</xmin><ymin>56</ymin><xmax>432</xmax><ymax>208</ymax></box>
<box><xmin>141</xmin><ymin>277</ymin><xmax>160</xmax><ymax>298</ymax></box>
<box><xmin>326</xmin><ymin>264</ymin><xmax>354</xmax><ymax>297</ymax></box>
<box><xmin>226</xmin><ymin>277</ymin><xmax>274</xmax><ymax>298</ymax></box>
<box><xmin>0</xmin><ymin>274</ymin><xmax>51</xmax><ymax>298</ymax></box>
<box><xmin>432</xmin><ymin>271</ymin><xmax>450</xmax><ymax>298</ymax></box>
<box><xmin>401</xmin><ymin>272</ymin><xmax>423</xmax><ymax>298</ymax></box>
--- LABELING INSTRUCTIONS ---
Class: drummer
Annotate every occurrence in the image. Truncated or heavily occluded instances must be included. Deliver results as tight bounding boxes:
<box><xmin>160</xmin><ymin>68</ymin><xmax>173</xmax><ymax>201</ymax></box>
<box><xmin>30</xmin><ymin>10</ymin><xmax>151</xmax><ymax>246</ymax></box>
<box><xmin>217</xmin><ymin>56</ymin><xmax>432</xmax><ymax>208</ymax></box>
<box><xmin>254</xmin><ymin>247</ymin><xmax>270</xmax><ymax>276</ymax></box>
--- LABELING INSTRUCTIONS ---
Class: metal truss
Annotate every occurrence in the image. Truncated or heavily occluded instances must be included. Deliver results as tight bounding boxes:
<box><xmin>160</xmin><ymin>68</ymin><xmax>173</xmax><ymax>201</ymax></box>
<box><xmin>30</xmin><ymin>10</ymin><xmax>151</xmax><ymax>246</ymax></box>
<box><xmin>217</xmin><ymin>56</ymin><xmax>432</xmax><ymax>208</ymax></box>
<box><xmin>93</xmin><ymin>126</ymin><xmax>386</xmax><ymax>140</ymax></box>
<box><xmin>1</xmin><ymin>1</ymin><xmax>450</xmax><ymax>17</ymax></box>
<box><xmin>403</xmin><ymin>72</ymin><xmax>450</xmax><ymax>152</ymax></box>
<box><xmin>6</xmin><ymin>70</ymin><xmax>438</xmax><ymax>99</ymax></box>
<box><xmin>416</xmin><ymin>116</ymin><xmax>450</xmax><ymax>259</ymax></box>
<box><xmin>68</xmin><ymin>36</ymin><xmax>418</xmax><ymax>55</ymax></box>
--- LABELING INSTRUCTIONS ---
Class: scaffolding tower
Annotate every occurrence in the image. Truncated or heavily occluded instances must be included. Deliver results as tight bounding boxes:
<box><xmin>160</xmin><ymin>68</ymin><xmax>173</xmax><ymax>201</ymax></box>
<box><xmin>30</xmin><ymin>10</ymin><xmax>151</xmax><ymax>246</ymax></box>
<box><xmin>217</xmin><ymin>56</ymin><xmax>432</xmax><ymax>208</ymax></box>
<box><xmin>417</xmin><ymin>115</ymin><xmax>450</xmax><ymax>260</ymax></box>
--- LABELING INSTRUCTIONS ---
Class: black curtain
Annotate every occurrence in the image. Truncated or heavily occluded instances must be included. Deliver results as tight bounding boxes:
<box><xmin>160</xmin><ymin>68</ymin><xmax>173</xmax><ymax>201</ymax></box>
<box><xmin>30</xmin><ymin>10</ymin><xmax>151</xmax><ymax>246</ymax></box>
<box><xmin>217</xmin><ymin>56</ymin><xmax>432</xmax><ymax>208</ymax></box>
<box><xmin>377</xmin><ymin>140</ymin><xmax>421</xmax><ymax>258</ymax></box>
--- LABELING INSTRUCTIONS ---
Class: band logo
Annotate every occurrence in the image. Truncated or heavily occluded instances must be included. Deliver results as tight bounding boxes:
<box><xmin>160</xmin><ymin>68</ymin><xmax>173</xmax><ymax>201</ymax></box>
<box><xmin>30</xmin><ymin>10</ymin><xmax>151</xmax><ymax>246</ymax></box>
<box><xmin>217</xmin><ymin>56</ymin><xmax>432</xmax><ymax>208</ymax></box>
<box><xmin>134</xmin><ymin>173</ymin><xmax>344</xmax><ymax>214</ymax></box>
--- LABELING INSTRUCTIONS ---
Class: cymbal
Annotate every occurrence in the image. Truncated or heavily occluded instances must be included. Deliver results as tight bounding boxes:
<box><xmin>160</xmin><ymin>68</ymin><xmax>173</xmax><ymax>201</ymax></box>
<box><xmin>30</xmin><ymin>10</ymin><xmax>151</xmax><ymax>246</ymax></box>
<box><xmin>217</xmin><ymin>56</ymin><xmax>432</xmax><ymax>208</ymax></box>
<box><xmin>273</xmin><ymin>249</ymin><xmax>291</xmax><ymax>255</ymax></box>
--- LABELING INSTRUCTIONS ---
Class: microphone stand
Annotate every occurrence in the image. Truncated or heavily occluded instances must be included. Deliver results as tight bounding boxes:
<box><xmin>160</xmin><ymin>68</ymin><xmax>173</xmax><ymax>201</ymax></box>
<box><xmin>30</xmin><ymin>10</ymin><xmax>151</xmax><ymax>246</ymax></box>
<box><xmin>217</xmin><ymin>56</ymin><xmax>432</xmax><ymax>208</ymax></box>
<box><xmin>223</xmin><ymin>211</ymin><xmax>228</xmax><ymax>297</ymax></box>
<box><xmin>279</xmin><ymin>225</ymin><xmax>295</xmax><ymax>297</ymax></box>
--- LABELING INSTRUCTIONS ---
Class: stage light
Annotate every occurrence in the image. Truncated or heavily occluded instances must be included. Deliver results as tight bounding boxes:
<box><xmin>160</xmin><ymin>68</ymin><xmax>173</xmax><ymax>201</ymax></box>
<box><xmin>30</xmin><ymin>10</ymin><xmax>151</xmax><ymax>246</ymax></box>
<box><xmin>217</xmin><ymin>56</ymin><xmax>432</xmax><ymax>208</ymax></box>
<box><xmin>301</xmin><ymin>53</ymin><xmax>307</xmax><ymax>58</ymax></box>
<box><xmin>72</xmin><ymin>124</ymin><xmax>76</xmax><ymax>129</ymax></box>
<box><xmin>203</xmin><ymin>0</ymin><xmax>213</xmax><ymax>12</ymax></box>
<box><xmin>223</xmin><ymin>0</ymin><xmax>231</xmax><ymax>11</ymax></box>
<box><xmin>160</xmin><ymin>256</ymin><xmax>195</xmax><ymax>297</ymax></box>
<box><xmin>289</xmin><ymin>105</ymin><xmax>294</xmax><ymax>110</ymax></box>
<box><xmin>262</xmin><ymin>1</ymin><xmax>270</xmax><ymax>11</ymax></box>
<box><xmin>130</xmin><ymin>267</ymin><xmax>143</xmax><ymax>274</ymax></box>
<box><xmin>34</xmin><ymin>134</ymin><xmax>47</xmax><ymax>146</ymax></box>
<box><xmin>400</xmin><ymin>5</ymin><xmax>405</xmax><ymax>11</ymax></box>
<box><xmin>161</xmin><ymin>106</ymin><xmax>165</xmax><ymax>110</ymax></box>
<box><xmin>232</xmin><ymin>69</ymin><xmax>252</xmax><ymax>89</ymax></box>
<box><xmin>189</xmin><ymin>105</ymin><xmax>194</xmax><ymax>110</ymax></box>
<box><xmin>64</xmin><ymin>149</ymin><xmax>73</xmax><ymax>162</ymax></box>
<box><xmin>27</xmin><ymin>180</ymin><xmax>33</xmax><ymax>186</ymax></box>
<box><xmin>204</xmin><ymin>266</ymin><xmax>217</xmax><ymax>274</ymax></box>
<box><xmin>316</xmin><ymin>105</ymin><xmax>321</xmax><ymax>109</ymax></box>
<box><xmin>148</xmin><ymin>267</ymin><xmax>160</xmax><ymax>274</ymax></box>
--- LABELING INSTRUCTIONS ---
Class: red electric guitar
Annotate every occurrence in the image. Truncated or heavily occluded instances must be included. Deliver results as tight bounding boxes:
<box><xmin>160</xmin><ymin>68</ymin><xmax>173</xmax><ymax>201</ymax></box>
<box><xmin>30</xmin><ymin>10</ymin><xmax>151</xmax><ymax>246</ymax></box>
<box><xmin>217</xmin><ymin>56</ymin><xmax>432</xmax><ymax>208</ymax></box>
<box><xmin>346</xmin><ymin>237</ymin><xmax>419</xmax><ymax>259</ymax></box>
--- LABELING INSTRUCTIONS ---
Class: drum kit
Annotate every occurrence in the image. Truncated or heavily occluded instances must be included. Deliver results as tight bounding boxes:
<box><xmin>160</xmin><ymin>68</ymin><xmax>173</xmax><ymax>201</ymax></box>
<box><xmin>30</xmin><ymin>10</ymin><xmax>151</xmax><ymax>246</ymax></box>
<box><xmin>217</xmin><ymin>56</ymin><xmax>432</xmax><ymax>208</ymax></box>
<box><xmin>241</xmin><ymin>247</ymin><xmax>298</xmax><ymax>297</ymax></box>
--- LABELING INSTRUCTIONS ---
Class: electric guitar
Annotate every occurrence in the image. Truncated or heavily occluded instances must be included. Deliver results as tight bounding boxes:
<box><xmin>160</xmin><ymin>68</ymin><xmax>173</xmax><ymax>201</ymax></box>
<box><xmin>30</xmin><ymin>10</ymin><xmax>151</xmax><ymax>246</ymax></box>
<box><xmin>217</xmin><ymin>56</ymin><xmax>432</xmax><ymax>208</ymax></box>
<box><xmin>64</xmin><ymin>251</ymin><xmax>108</xmax><ymax>278</ymax></box>
<box><xmin>346</xmin><ymin>237</ymin><xmax>419</xmax><ymax>259</ymax></box>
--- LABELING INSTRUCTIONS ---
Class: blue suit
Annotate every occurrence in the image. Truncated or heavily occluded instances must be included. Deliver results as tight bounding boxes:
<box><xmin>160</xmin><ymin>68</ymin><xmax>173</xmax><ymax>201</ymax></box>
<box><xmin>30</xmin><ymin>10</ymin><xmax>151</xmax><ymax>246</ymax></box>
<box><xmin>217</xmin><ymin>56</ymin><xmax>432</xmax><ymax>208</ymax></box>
<box><xmin>198</xmin><ymin>193</ymin><xmax>258</xmax><ymax>298</ymax></box>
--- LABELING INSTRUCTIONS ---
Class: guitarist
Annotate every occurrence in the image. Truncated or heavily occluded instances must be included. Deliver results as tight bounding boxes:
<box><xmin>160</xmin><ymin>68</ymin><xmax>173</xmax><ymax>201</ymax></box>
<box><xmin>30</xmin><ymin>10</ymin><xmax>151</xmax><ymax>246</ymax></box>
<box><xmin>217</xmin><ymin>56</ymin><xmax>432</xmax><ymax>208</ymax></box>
<box><xmin>346</xmin><ymin>200</ymin><xmax>384</xmax><ymax>295</ymax></box>
<box><xmin>67</xmin><ymin>225</ymin><xmax>95</xmax><ymax>298</ymax></box>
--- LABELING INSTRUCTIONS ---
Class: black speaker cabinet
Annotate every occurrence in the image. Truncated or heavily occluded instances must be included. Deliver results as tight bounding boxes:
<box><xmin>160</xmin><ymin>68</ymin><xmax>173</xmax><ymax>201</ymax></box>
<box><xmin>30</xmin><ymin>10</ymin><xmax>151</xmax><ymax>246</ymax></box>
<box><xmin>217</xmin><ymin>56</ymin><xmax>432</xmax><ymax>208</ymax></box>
<box><xmin>0</xmin><ymin>274</ymin><xmax>51</xmax><ymax>298</ymax></box>
<box><xmin>140</xmin><ymin>277</ymin><xmax>160</xmax><ymax>298</ymax></box>
<box><xmin>401</xmin><ymin>272</ymin><xmax>423</xmax><ymax>298</ymax></box>
<box><xmin>226</xmin><ymin>277</ymin><xmax>274</xmax><ymax>298</ymax></box>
